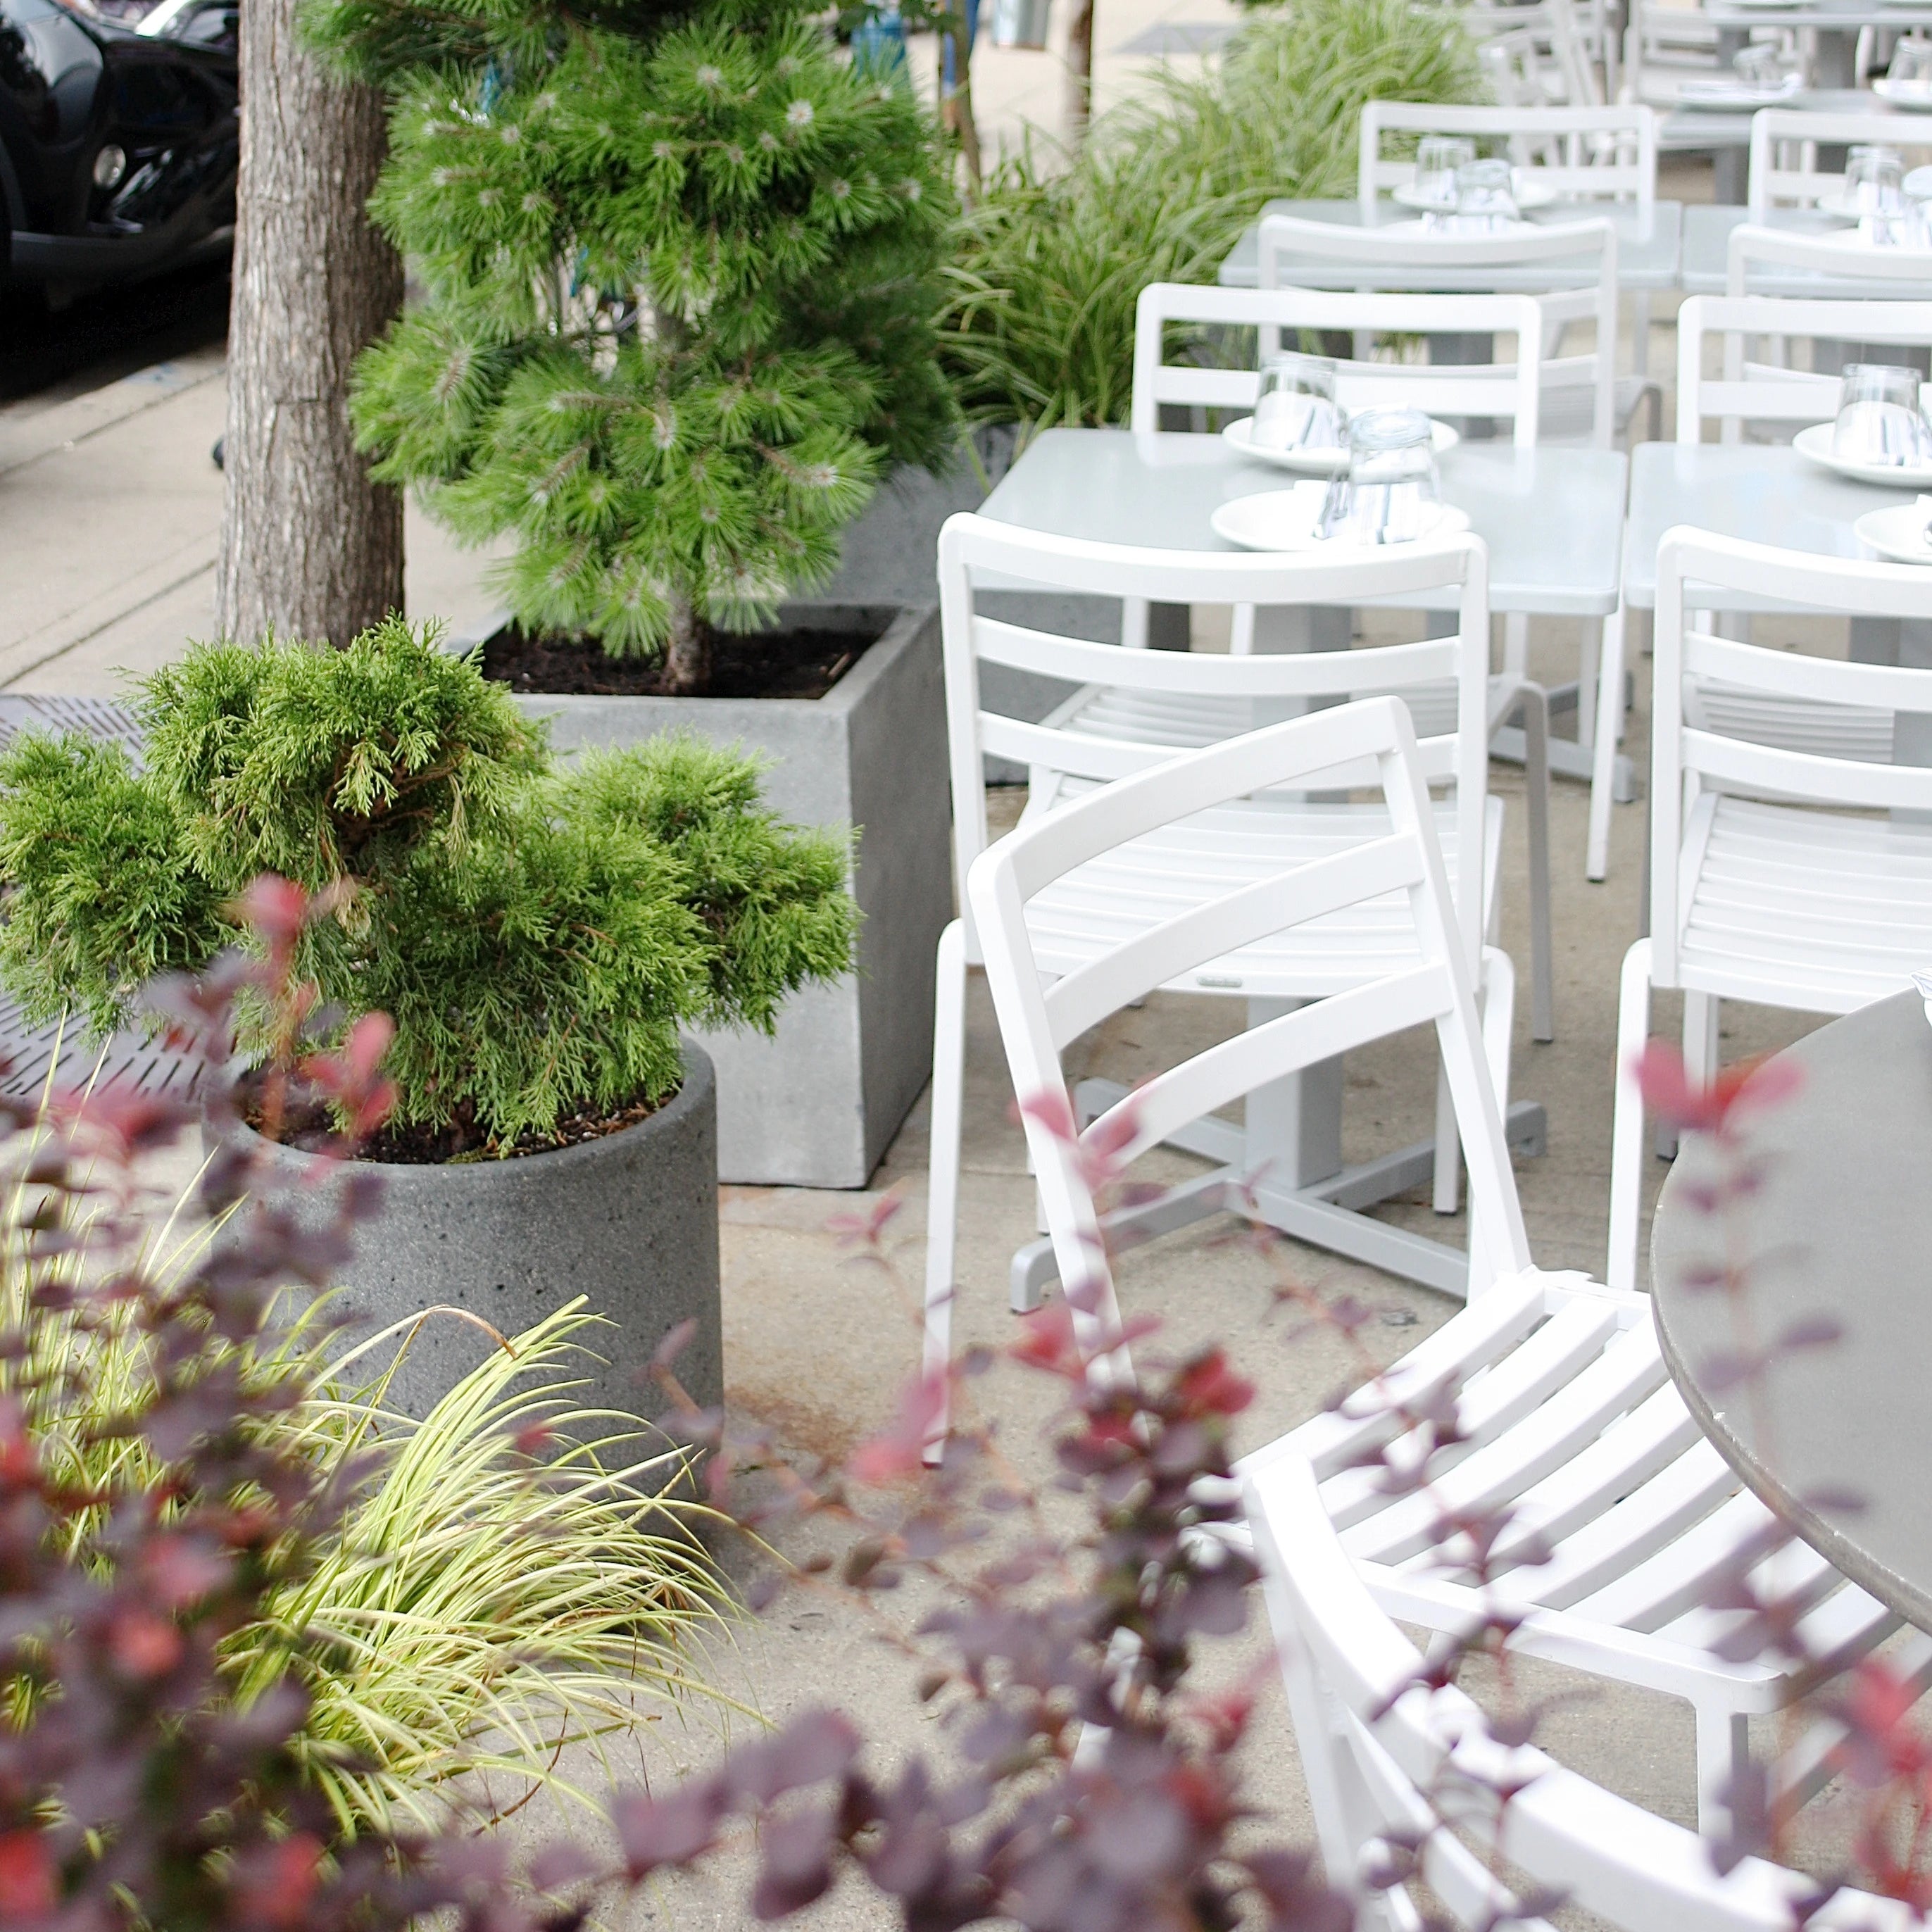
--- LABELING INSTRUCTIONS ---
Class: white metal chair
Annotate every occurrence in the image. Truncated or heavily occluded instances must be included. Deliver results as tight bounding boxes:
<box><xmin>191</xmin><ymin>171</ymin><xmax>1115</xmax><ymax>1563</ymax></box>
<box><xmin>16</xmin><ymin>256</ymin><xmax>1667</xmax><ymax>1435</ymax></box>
<box><xmin>1123</xmin><ymin>280</ymin><xmax>1555</xmax><ymax>1031</ymax></box>
<box><xmin>1255</xmin><ymin>220</ymin><xmax>1637</xmax><ymax>871</ymax></box>
<box><xmin>960</xmin><ymin>694</ymin><xmax>1526</xmax><ymax>1390</ymax></box>
<box><xmin>1726</xmin><ymin>219</ymin><xmax>1932</xmax><ymax>298</ymax></box>
<box><xmin>1621</xmin><ymin>0</ymin><xmax>1725</xmax><ymax>111</ymax></box>
<box><xmin>1748</xmin><ymin>107</ymin><xmax>1932</xmax><ymax>220</ymax></box>
<box><xmin>1257</xmin><ymin>213</ymin><xmax>1624</xmax><ymax>453</ymax></box>
<box><xmin>926</xmin><ymin>522</ymin><xmax>1533</xmax><ymax>1374</ymax></box>
<box><xmin>967</xmin><ymin>689</ymin><xmax>1931</xmax><ymax>1836</ymax></box>
<box><xmin>1357</xmin><ymin>101</ymin><xmax>1657</xmax><ymax>208</ymax></box>
<box><xmin>1607</xmin><ymin>529</ymin><xmax>1932</xmax><ymax>1296</ymax></box>
<box><xmin>1246</xmin><ymin>1441</ymin><xmax>1931</xmax><ymax>1881</ymax></box>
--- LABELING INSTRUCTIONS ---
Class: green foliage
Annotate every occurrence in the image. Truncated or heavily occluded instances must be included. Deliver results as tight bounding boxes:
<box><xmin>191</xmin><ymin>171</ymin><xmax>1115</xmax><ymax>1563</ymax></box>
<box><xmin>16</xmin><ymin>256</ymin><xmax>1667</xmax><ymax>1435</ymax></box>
<box><xmin>0</xmin><ymin>732</ymin><xmax>219</xmax><ymax>1037</ymax></box>
<box><xmin>940</xmin><ymin>0</ymin><xmax>1483</xmax><ymax>431</ymax></box>
<box><xmin>8</xmin><ymin>1193</ymin><xmax>737</xmax><ymax>1837</ymax></box>
<box><xmin>0</xmin><ymin>624</ymin><xmax>858</xmax><ymax>1147</ymax></box>
<box><xmin>323</xmin><ymin>0</ymin><xmax>959</xmax><ymax>660</ymax></box>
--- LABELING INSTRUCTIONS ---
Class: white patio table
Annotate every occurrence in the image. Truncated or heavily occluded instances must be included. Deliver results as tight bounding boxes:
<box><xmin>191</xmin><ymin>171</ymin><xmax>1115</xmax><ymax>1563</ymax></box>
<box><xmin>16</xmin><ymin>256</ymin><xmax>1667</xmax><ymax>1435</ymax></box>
<box><xmin>1706</xmin><ymin>0</ymin><xmax>1932</xmax><ymax>87</ymax></box>
<box><xmin>1652</xmin><ymin>989</ymin><xmax>1932</xmax><ymax>1631</ymax></box>
<box><xmin>1216</xmin><ymin>198</ymin><xmax>1685</xmax><ymax>294</ymax></box>
<box><xmin>972</xmin><ymin>427</ymin><xmax>1628</xmax><ymax>1295</ymax></box>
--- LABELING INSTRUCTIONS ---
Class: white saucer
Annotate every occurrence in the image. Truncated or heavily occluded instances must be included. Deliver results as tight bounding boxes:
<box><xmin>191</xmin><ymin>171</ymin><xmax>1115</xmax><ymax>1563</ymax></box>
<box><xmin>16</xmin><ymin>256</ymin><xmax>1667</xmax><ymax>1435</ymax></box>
<box><xmin>1854</xmin><ymin>502</ymin><xmax>1932</xmax><ymax>563</ymax></box>
<box><xmin>1676</xmin><ymin>80</ymin><xmax>1804</xmax><ymax>109</ymax></box>
<box><xmin>1221</xmin><ymin>415</ymin><xmax>1460</xmax><ymax>475</ymax></box>
<box><xmin>1391</xmin><ymin>173</ymin><xmax>1560</xmax><ymax>213</ymax></box>
<box><xmin>1794</xmin><ymin>420</ymin><xmax>1932</xmax><ymax>487</ymax></box>
<box><xmin>1906</xmin><ymin>165</ymin><xmax>1932</xmax><ymax>200</ymax></box>
<box><xmin>1873</xmin><ymin>77</ymin><xmax>1932</xmax><ymax>108</ymax></box>
<box><xmin>1210</xmin><ymin>482</ymin><xmax>1472</xmax><ymax>553</ymax></box>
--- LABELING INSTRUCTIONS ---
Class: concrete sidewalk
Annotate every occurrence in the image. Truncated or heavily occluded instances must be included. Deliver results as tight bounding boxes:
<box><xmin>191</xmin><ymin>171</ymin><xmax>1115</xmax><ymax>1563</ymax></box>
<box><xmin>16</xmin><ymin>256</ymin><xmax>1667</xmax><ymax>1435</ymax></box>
<box><xmin>0</xmin><ymin>352</ymin><xmax>509</xmax><ymax>694</ymax></box>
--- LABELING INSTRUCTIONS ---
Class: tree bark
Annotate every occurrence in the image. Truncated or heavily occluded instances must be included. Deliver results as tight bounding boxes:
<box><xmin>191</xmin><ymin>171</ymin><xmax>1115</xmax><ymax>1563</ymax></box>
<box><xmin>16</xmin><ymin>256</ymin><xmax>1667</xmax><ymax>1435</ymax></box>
<box><xmin>664</xmin><ymin>596</ymin><xmax>715</xmax><ymax>696</ymax></box>
<box><xmin>218</xmin><ymin>0</ymin><xmax>403</xmax><ymax>646</ymax></box>
<box><xmin>1064</xmin><ymin>0</ymin><xmax>1093</xmax><ymax>148</ymax></box>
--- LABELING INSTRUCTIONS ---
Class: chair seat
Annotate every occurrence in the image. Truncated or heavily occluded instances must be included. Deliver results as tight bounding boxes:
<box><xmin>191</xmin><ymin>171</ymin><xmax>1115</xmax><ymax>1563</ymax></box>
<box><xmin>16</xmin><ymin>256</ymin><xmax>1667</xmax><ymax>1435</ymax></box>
<box><xmin>1020</xmin><ymin>791</ymin><xmax>1504</xmax><ymax>998</ymax></box>
<box><xmin>1055</xmin><ymin>677</ymin><xmax>1516</xmax><ymax>752</ymax></box>
<box><xmin>1676</xmin><ymin>793</ymin><xmax>1932</xmax><ymax>1008</ymax></box>
<box><xmin>1243</xmin><ymin>1267</ymin><xmax>1904</xmax><ymax>1717</ymax></box>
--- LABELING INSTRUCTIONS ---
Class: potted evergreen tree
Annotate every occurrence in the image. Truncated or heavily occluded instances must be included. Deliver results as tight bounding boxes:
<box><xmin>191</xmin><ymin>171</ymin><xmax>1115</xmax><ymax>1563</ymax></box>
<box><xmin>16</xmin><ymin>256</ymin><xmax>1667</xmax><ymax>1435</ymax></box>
<box><xmin>300</xmin><ymin>0</ymin><xmax>962</xmax><ymax>1187</ymax></box>
<box><xmin>0</xmin><ymin>619</ymin><xmax>858</xmax><ymax>1421</ymax></box>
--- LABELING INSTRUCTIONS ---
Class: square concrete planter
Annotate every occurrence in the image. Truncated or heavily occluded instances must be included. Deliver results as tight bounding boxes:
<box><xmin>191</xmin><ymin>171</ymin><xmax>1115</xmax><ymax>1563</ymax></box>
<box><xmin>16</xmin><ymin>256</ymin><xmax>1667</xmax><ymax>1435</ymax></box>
<box><xmin>494</xmin><ymin>602</ymin><xmax>950</xmax><ymax>1188</ymax></box>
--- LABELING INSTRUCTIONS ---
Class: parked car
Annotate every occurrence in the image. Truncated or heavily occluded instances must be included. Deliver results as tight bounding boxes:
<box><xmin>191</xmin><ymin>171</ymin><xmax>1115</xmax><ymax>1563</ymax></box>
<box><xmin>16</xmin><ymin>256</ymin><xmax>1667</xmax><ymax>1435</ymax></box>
<box><xmin>0</xmin><ymin>0</ymin><xmax>237</xmax><ymax>292</ymax></box>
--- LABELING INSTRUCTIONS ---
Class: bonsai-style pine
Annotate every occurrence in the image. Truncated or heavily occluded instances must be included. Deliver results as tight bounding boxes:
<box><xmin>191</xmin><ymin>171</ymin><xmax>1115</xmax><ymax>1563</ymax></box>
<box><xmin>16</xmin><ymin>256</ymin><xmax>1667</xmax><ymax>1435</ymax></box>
<box><xmin>311</xmin><ymin>0</ymin><xmax>958</xmax><ymax>691</ymax></box>
<box><xmin>0</xmin><ymin>619</ymin><xmax>858</xmax><ymax>1154</ymax></box>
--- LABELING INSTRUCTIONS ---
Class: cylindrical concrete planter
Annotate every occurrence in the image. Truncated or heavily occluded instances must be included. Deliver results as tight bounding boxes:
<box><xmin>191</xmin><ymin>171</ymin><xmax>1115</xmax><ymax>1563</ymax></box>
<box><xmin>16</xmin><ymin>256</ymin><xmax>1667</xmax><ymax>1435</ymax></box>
<box><xmin>225</xmin><ymin>1043</ymin><xmax>722</xmax><ymax>1433</ymax></box>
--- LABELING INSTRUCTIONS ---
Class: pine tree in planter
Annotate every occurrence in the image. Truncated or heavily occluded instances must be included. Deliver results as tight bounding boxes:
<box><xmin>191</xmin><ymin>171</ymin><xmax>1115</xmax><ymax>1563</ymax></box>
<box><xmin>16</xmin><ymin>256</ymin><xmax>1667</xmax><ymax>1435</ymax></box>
<box><xmin>0</xmin><ymin>620</ymin><xmax>858</xmax><ymax>1416</ymax></box>
<box><xmin>313</xmin><ymin>0</ymin><xmax>959</xmax><ymax>693</ymax></box>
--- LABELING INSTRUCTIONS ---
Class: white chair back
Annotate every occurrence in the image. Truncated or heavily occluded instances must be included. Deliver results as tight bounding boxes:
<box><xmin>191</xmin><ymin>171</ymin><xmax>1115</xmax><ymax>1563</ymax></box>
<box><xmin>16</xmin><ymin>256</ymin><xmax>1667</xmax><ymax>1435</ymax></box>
<box><xmin>1621</xmin><ymin>0</ymin><xmax>1722</xmax><ymax>108</ymax></box>
<box><xmin>1129</xmin><ymin>282</ymin><xmax>1545</xmax><ymax>444</ymax></box>
<box><xmin>1651</xmin><ymin>527</ymin><xmax>1932</xmax><ymax>989</ymax></box>
<box><xmin>1675</xmin><ymin>291</ymin><xmax>1932</xmax><ymax>442</ymax></box>
<box><xmin>1257</xmin><ymin>213</ymin><xmax>1619</xmax><ymax>448</ymax></box>
<box><xmin>1243</xmin><ymin>1449</ymin><xmax>1883</xmax><ymax>1932</ymax></box>
<box><xmin>937</xmin><ymin>513</ymin><xmax>1495</xmax><ymax>972</ymax></box>
<box><xmin>1726</xmin><ymin>220</ymin><xmax>1932</xmax><ymax>298</ymax></box>
<box><xmin>1748</xmin><ymin>107</ymin><xmax>1932</xmax><ymax>220</ymax></box>
<box><xmin>969</xmin><ymin>697</ymin><xmax>1531</xmax><ymax>1377</ymax></box>
<box><xmin>1357</xmin><ymin>100</ymin><xmax>1656</xmax><ymax>205</ymax></box>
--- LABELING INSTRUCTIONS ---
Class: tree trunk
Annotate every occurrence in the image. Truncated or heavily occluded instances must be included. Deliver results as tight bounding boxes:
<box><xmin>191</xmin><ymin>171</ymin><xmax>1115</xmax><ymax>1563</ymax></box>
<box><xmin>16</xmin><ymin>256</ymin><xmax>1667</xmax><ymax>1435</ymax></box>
<box><xmin>1065</xmin><ymin>0</ymin><xmax>1094</xmax><ymax>147</ymax></box>
<box><xmin>218</xmin><ymin>0</ymin><xmax>403</xmax><ymax>647</ymax></box>
<box><xmin>664</xmin><ymin>596</ymin><xmax>715</xmax><ymax>696</ymax></box>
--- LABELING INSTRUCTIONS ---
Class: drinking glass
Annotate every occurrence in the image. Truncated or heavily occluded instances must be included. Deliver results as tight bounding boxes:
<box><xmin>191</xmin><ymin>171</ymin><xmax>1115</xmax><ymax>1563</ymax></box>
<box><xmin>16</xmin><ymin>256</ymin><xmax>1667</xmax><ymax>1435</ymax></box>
<box><xmin>1320</xmin><ymin>408</ymin><xmax>1443</xmax><ymax>545</ymax></box>
<box><xmin>1251</xmin><ymin>352</ymin><xmax>1346</xmax><ymax>453</ymax></box>
<box><xmin>1889</xmin><ymin>36</ymin><xmax>1932</xmax><ymax>93</ymax></box>
<box><xmin>1832</xmin><ymin>363</ymin><xmax>1932</xmax><ymax>466</ymax></box>
<box><xmin>1732</xmin><ymin>40</ymin><xmax>1795</xmax><ymax>89</ymax></box>
<box><xmin>1845</xmin><ymin>144</ymin><xmax>1906</xmax><ymax>216</ymax></box>
<box><xmin>1412</xmin><ymin>134</ymin><xmax>1476</xmax><ymax>211</ymax></box>
<box><xmin>1449</xmin><ymin>157</ymin><xmax>1519</xmax><ymax>232</ymax></box>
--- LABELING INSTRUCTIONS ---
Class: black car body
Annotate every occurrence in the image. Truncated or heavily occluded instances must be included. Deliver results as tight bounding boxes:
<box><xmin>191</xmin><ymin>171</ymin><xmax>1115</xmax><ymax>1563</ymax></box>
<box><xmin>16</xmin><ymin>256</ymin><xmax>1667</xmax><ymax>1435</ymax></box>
<box><xmin>1</xmin><ymin>0</ymin><xmax>237</xmax><ymax>289</ymax></box>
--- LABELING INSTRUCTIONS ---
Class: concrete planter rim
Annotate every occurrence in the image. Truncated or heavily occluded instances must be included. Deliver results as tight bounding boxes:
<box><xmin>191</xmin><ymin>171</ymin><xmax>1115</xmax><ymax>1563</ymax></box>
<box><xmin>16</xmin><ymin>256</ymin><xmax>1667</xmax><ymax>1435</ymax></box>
<box><xmin>225</xmin><ymin>1041</ymin><xmax>715</xmax><ymax>1186</ymax></box>
<box><xmin>449</xmin><ymin>602</ymin><xmax>931</xmax><ymax>722</ymax></box>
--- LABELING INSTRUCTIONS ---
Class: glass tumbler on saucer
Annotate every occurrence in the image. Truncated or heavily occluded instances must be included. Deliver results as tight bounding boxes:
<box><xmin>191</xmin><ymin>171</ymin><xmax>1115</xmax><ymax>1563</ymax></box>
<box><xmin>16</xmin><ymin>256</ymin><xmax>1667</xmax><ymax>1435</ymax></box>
<box><xmin>1412</xmin><ymin>134</ymin><xmax>1476</xmax><ymax>211</ymax></box>
<box><xmin>1251</xmin><ymin>352</ymin><xmax>1346</xmax><ymax>453</ymax></box>
<box><xmin>1448</xmin><ymin>157</ymin><xmax>1520</xmax><ymax>232</ymax></box>
<box><xmin>1890</xmin><ymin>36</ymin><xmax>1932</xmax><ymax>95</ymax></box>
<box><xmin>1732</xmin><ymin>40</ymin><xmax>1795</xmax><ymax>89</ymax></box>
<box><xmin>1846</xmin><ymin>144</ymin><xmax>1906</xmax><ymax>215</ymax></box>
<box><xmin>1832</xmin><ymin>363</ymin><xmax>1932</xmax><ymax>466</ymax></box>
<box><xmin>1324</xmin><ymin>408</ymin><xmax>1443</xmax><ymax>545</ymax></box>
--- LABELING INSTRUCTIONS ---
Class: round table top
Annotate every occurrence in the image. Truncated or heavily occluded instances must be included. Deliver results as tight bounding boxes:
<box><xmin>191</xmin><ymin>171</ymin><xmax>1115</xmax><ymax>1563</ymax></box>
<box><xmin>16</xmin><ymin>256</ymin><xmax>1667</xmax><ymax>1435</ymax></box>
<box><xmin>1652</xmin><ymin>989</ymin><xmax>1932</xmax><ymax>1634</ymax></box>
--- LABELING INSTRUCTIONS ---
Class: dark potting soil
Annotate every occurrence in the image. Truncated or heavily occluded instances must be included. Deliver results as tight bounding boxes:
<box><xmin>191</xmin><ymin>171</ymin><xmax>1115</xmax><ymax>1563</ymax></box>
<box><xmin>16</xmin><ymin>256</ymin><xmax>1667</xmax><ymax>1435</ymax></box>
<box><xmin>245</xmin><ymin>1085</ymin><xmax>672</xmax><ymax>1165</ymax></box>
<box><xmin>482</xmin><ymin>622</ymin><xmax>885</xmax><ymax>700</ymax></box>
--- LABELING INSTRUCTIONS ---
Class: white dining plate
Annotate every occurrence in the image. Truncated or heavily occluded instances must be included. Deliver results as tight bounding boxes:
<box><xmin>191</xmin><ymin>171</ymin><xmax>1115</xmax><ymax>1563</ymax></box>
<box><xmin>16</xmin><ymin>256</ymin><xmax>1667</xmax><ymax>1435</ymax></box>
<box><xmin>1873</xmin><ymin>77</ymin><xmax>1932</xmax><ymax>108</ymax></box>
<box><xmin>1676</xmin><ymin>80</ymin><xmax>1804</xmax><ymax>109</ymax></box>
<box><xmin>1210</xmin><ymin>483</ymin><xmax>1472</xmax><ymax>553</ymax></box>
<box><xmin>1391</xmin><ymin>172</ymin><xmax>1561</xmax><ymax>213</ymax></box>
<box><xmin>1221</xmin><ymin>415</ymin><xmax>1460</xmax><ymax>474</ymax></box>
<box><xmin>1854</xmin><ymin>502</ymin><xmax>1932</xmax><ymax>563</ymax></box>
<box><xmin>1793</xmin><ymin>421</ymin><xmax>1932</xmax><ymax>487</ymax></box>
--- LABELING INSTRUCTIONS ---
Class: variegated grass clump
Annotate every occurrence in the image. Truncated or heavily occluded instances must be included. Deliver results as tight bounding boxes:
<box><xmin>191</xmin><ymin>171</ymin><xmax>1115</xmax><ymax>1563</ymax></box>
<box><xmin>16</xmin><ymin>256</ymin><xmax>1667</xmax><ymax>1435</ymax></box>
<box><xmin>2</xmin><ymin>1109</ymin><xmax>741</xmax><ymax>1837</ymax></box>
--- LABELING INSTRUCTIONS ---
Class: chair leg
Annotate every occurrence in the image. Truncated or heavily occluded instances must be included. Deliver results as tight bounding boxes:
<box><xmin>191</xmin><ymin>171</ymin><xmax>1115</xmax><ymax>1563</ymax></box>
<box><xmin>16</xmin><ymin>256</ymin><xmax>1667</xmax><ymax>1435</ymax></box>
<box><xmin>922</xmin><ymin>918</ymin><xmax>970</xmax><ymax>1462</ymax></box>
<box><xmin>1695</xmin><ymin>1705</ymin><xmax>1751</xmax><ymax>1840</ymax></box>
<box><xmin>1587</xmin><ymin>601</ymin><xmax>1627</xmax><ymax>882</ymax></box>
<box><xmin>1521</xmin><ymin>683</ymin><xmax>1555</xmax><ymax>1043</ymax></box>
<box><xmin>1607</xmin><ymin>937</ymin><xmax>1654</xmax><ymax>1294</ymax></box>
<box><xmin>1502</xmin><ymin>610</ymin><xmax>1530</xmax><ymax>680</ymax></box>
<box><xmin>1432</xmin><ymin>1064</ymin><xmax>1460</xmax><ymax>1216</ymax></box>
<box><xmin>1469</xmin><ymin>946</ymin><xmax>1517</xmax><ymax>1295</ymax></box>
<box><xmin>1683</xmin><ymin>989</ymin><xmax>1721</xmax><ymax>1087</ymax></box>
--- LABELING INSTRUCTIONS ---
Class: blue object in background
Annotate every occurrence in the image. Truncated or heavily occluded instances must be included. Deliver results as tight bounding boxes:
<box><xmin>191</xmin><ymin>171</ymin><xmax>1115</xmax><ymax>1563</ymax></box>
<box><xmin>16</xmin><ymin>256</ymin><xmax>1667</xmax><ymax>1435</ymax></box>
<box><xmin>851</xmin><ymin>3</ymin><xmax>910</xmax><ymax>86</ymax></box>
<box><xmin>940</xmin><ymin>0</ymin><xmax>981</xmax><ymax>96</ymax></box>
